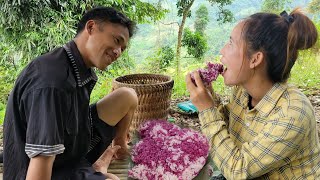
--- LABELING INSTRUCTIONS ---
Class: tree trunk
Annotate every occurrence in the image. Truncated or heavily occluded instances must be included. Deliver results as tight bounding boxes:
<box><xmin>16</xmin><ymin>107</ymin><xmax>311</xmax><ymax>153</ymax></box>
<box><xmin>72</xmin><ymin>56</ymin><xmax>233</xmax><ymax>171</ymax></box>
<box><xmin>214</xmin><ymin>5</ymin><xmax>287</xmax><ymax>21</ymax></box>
<box><xmin>176</xmin><ymin>0</ymin><xmax>195</xmax><ymax>76</ymax></box>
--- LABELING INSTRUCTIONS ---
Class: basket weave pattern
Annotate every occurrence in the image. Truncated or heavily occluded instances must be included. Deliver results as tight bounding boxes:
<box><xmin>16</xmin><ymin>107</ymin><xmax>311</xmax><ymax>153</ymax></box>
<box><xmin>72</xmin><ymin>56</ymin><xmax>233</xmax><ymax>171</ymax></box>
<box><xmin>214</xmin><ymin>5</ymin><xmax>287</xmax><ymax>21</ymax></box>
<box><xmin>112</xmin><ymin>74</ymin><xmax>174</xmax><ymax>134</ymax></box>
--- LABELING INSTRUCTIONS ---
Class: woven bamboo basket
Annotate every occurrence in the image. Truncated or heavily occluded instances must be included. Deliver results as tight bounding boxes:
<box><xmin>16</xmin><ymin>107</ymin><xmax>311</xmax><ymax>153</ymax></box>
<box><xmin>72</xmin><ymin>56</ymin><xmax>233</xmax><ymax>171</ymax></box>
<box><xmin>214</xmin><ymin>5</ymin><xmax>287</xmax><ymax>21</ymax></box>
<box><xmin>112</xmin><ymin>73</ymin><xmax>174</xmax><ymax>135</ymax></box>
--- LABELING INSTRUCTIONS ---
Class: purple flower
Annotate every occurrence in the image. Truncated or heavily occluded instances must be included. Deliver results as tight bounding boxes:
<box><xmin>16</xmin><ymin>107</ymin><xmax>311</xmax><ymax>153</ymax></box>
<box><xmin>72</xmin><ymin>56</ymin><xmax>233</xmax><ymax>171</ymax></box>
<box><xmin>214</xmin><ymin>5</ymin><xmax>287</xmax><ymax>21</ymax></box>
<box><xmin>191</xmin><ymin>62</ymin><xmax>223</xmax><ymax>86</ymax></box>
<box><xmin>129</xmin><ymin>120</ymin><xmax>209</xmax><ymax>180</ymax></box>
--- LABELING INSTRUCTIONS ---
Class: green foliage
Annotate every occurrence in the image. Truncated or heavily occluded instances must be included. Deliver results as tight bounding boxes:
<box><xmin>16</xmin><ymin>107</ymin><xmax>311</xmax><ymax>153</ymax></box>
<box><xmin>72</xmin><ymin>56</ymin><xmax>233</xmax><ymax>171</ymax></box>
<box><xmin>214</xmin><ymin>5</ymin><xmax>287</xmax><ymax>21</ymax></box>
<box><xmin>182</xmin><ymin>28</ymin><xmax>208</xmax><ymax>59</ymax></box>
<box><xmin>312</xmin><ymin>21</ymin><xmax>320</xmax><ymax>52</ymax></box>
<box><xmin>308</xmin><ymin>0</ymin><xmax>320</xmax><ymax>15</ymax></box>
<box><xmin>160</xmin><ymin>46</ymin><xmax>175</xmax><ymax>70</ymax></box>
<box><xmin>99</xmin><ymin>0</ymin><xmax>169</xmax><ymax>23</ymax></box>
<box><xmin>289</xmin><ymin>52</ymin><xmax>320</xmax><ymax>93</ymax></box>
<box><xmin>176</xmin><ymin>0</ymin><xmax>194</xmax><ymax>18</ymax></box>
<box><xmin>261</xmin><ymin>0</ymin><xmax>292</xmax><ymax>13</ymax></box>
<box><xmin>195</xmin><ymin>5</ymin><xmax>209</xmax><ymax>34</ymax></box>
<box><xmin>142</xmin><ymin>46</ymin><xmax>175</xmax><ymax>73</ymax></box>
<box><xmin>90</xmin><ymin>74</ymin><xmax>113</xmax><ymax>104</ymax></box>
<box><xmin>0</xmin><ymin>103</ymin><xmax>5</xmax><ymax>124</ymax></box>
<box><xmin>0</xmin><ymin>65</ymin><xmax>17</xmax><ymax>124</ymax></box>
<box><xmin>1</xmin><ymin>0</ymin><xmax>167</xmax><ymax>29</ymax></box>
<box><xmin>0</xmin><ymin>0</ymin><xmax>167</xmax><ymax>64</ymax></box>
<box><xmin>106</xmin><ymin>51</ymin><xmax>135</xmax><ymax>76</ymax></box>
<box><xmin>0</xmin><ymin>0</ymin><xmax>167</xmax><ymax>68</ymax></box>
<box><xmin>0</xmin><ymin>66</ymin><xmax>15</xmax><ymax>103</ymax></box>
<box><xmin>207</xmin><ymin>0</ymin><xmax>234</xmax><ymax>23</ymax></box>
<box><xmin>175</xmin><ymin>0</ymin><xmax>234</xmax><ymax>75</ymax></box>
<box><xmin>144</xmin><ymin>52</ymin><xmax>163</xmax><ymax>73</ymax></box>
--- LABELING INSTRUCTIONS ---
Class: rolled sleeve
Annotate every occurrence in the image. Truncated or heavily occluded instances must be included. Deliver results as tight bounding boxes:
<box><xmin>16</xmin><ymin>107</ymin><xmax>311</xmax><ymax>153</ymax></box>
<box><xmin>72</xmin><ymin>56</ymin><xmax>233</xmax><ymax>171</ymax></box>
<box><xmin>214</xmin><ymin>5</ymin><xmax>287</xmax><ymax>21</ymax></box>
<box><xmin>25</xmin><ymin>144</ymin><xmax>65</xmax><ymax>158</ymax></box>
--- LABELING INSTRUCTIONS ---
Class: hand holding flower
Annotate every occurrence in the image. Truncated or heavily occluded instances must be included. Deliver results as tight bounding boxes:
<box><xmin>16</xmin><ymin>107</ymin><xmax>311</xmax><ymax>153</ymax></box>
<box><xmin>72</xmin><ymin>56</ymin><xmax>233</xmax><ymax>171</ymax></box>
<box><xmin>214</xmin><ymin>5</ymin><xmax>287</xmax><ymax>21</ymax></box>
<box><xmin>186</xmin><ymin>71</ymin><xmax>215</xmax><ymax>112</ymax></box>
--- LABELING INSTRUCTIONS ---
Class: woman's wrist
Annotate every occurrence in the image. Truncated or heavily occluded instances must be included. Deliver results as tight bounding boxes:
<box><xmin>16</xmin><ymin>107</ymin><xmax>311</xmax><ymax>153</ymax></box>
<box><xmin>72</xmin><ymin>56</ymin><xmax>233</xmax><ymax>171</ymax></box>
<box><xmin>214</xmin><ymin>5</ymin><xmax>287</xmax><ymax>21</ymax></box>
<box><xmin>199</xmin><ymin>105</ymin><xmax>216</xmax><ymax>113</ymax></box>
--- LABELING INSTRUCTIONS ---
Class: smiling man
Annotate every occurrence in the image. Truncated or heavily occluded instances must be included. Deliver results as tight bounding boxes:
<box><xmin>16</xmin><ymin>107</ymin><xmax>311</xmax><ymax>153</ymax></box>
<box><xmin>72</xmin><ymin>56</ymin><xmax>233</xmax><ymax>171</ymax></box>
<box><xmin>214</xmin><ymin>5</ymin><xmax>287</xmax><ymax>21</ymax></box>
<box><xmin>3</xmin><ymin>7</ymin><xmax>137</xmax><ymax>180</ymax></box>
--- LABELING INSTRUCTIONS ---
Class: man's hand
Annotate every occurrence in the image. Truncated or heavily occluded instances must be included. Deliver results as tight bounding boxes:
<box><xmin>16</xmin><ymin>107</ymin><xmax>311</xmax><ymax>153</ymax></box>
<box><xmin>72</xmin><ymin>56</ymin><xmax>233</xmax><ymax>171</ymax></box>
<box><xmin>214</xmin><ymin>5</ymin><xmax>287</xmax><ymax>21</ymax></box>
<box><xmin>186</xmin><ymin>71</ymin><xmax>215</xmax><ymax>112</ymax></box>
<box><xmin>26</xmin><ymin>155</ymin><xmax>55</xmax><ymax>180</ymax></box>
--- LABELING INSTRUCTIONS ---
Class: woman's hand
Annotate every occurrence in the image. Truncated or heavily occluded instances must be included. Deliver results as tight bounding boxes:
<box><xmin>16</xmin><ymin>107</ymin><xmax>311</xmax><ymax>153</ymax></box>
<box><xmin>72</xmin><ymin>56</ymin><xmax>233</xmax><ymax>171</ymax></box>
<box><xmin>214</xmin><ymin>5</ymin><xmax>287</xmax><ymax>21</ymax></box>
<box><xmin>186</xmin><ymin>71</ymin><xmax>215</xmax><ymax>112</ymax></box>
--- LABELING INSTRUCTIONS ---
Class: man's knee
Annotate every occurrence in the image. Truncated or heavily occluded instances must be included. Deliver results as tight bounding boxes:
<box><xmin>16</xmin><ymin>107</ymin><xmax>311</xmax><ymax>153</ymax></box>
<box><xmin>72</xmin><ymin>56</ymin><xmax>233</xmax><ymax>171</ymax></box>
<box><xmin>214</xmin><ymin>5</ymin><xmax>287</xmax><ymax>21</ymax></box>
<box><xmin>116</xmin><ymin>87</ymin><xmax>138</xmax><ymax>108</ymax></box>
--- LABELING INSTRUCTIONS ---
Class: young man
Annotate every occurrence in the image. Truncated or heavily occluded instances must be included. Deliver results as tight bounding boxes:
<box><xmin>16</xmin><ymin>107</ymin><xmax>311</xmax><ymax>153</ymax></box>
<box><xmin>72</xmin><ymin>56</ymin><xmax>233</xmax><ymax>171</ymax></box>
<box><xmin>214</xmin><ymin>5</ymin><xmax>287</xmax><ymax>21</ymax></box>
<box><xmin>3</xmin><ymin>7</ymin><xmax>138</xmax><ymax>180</ymax></box>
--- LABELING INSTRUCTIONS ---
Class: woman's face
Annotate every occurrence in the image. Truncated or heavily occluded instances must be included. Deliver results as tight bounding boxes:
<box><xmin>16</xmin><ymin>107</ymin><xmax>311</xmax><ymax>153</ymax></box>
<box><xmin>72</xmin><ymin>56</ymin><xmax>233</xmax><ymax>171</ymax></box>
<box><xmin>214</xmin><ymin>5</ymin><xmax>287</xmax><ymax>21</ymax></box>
<box><xmin>220</xmin><ymin>22</ymin><xmax>253</xmax><ymax>86</ymax></box>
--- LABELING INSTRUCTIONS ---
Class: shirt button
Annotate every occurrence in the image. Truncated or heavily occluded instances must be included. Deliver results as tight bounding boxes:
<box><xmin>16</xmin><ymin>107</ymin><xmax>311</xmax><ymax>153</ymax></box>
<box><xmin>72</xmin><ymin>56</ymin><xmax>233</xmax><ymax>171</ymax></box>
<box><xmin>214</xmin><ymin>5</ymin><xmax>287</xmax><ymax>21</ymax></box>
<box><xmin>246</xmin><ymin>122</ymin><xmax>250</xmax><ymax>126</ymax></box>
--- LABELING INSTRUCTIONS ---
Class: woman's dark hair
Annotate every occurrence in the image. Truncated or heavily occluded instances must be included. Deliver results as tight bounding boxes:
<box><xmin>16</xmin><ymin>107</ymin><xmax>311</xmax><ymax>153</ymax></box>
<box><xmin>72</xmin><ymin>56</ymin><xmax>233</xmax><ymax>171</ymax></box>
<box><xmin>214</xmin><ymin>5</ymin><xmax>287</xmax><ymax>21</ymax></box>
<box><xmin>242</xmin><ymin>8</ymin><xmax>318</xmax><ymax>83</ymax></box>
<box><xmin>76</xmin><ymin>7</ymin><xmax>136</xmax><ymax>38</ymax></box>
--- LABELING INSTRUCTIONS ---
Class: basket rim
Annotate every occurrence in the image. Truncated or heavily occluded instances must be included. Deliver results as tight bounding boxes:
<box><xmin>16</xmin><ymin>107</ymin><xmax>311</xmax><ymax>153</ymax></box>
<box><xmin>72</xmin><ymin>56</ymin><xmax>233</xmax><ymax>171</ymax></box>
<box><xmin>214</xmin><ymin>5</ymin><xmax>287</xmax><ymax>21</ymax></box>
<box><xmin>113</xmin><ymin>73</ymin><xmax>174</xmax><ymax>87</ymax></box>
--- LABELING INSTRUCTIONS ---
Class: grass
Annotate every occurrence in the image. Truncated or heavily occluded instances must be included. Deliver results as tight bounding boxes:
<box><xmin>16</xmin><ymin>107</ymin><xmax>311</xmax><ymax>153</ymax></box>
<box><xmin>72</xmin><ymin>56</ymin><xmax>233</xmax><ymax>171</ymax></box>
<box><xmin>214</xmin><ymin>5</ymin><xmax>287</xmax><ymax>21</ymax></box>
<box><xmin>289</xmin><ymin>52</ymin><xmax>320</xmax><ymax>95</ymax></box>
<box><xmin>0</xmin><ymin>103</ymin><xmax>5</xmax><ymax>124</ymax></box>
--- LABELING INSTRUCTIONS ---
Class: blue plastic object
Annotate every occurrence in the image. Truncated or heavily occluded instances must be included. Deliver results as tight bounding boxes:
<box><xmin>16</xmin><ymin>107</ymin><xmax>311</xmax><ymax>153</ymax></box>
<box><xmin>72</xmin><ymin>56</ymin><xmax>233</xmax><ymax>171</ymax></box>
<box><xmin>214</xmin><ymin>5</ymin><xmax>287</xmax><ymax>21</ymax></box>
<box><xmin>177</xmin><ymin>101</ymin><xmax>198</xmax><ymax>113</ymax></box>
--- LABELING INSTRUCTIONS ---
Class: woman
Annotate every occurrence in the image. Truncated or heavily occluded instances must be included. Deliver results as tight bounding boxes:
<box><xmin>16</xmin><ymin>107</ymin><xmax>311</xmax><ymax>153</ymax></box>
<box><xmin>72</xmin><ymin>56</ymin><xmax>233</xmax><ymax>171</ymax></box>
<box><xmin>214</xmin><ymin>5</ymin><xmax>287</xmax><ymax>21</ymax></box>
<box><xmin>186</xmin><ymin>8</ymin><xmax>320</xmax><ymax>179</ymax></box>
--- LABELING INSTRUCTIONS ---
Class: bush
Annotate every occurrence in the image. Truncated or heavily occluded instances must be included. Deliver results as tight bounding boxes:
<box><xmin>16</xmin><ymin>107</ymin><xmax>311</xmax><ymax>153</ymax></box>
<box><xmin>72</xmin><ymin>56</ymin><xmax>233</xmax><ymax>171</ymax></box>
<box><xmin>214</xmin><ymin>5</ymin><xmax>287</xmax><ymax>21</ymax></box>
<box><xmin>182</xmin><ymin>28</ymin><xmax>208</xmax><ymax>59</ymax></box>
<box><xmin>141</xmin><ymin>46</ymin><xmax>175</xmax><ymax>73</ymax></box>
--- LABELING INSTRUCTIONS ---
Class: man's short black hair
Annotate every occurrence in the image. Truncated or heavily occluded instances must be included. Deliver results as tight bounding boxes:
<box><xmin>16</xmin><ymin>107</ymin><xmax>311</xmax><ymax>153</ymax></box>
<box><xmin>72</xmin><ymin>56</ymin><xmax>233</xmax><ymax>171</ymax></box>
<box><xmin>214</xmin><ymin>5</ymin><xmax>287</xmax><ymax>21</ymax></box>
<box><xmin>76</xmin><ymin>7</ymin><xmax>136</xmax><ymax>37</ymax></box>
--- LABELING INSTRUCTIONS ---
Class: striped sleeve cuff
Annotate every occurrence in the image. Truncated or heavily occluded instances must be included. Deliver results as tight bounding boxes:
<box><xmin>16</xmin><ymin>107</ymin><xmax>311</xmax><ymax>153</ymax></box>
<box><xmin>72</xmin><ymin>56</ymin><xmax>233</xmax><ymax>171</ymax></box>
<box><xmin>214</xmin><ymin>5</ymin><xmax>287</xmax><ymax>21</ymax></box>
<box><xmin>25</xmin><ymin>143</ymin><xmax>65</xmax><ymax>158</ymax></box>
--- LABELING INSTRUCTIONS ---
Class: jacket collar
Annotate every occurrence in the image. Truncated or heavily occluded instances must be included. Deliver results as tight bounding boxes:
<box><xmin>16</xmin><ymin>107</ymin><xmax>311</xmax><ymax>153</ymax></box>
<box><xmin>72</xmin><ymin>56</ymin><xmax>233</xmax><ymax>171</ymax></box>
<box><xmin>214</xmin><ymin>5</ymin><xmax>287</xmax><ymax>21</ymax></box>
<box><xmin>63</xmin><ymin>40</ymin><xmax>97</xmax><ymax>87</ymax></box>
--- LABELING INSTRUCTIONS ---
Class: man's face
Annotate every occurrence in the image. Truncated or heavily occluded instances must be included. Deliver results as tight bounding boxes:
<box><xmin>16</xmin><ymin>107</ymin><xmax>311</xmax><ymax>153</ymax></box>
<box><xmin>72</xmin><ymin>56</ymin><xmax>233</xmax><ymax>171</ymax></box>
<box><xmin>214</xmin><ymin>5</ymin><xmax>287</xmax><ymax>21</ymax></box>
<box><xmin>85</xmin><ymin>21</ymin><xmax>130</xmax><ymax>70</ymax></box>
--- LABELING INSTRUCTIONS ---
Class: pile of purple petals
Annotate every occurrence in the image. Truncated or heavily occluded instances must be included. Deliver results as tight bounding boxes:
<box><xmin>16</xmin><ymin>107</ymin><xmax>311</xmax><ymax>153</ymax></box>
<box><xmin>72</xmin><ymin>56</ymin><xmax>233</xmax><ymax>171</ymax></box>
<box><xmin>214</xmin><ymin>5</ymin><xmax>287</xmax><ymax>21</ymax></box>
<box><xmin>191</xmin><ymin>62</ymin><xmax>223</xmax><ymax>86</ymax></box>
<box><xmin>128</xmin><ymin>120</ymin><xmax>209</xmax><ymax>180</ymax></box>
